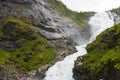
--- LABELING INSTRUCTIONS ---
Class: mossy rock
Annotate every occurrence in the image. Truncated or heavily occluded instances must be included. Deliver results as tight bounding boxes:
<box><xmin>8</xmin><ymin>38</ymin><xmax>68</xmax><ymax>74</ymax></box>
<box><xmin>0</xmin><ymin>17</ymin><xmax>56</xmax><ymax>71</ymax></box>
<box><xmin>80</xmin><ymin>23</ymin><xmax>120</xmax><ymax>79</ymax></box>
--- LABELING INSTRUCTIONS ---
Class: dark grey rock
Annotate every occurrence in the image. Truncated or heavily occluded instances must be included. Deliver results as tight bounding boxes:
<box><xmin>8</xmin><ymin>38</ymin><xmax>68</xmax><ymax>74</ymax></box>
<box><xmin>0</xmin><ymin>40</ymin><xmax>16</xmax><ymax>51</ymax></box>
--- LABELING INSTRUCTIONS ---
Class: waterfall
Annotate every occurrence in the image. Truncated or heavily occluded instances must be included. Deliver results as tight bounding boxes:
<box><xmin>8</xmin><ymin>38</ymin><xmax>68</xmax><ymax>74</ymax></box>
<box><xmin>43</xmin><ymin>12</ymin><xmax>114</xmax><ymax>80</ymax></box>
<box><xmin>89</xmin><ymin>12</ymin><xmax>114</xmax><ymax>41</ymax></box>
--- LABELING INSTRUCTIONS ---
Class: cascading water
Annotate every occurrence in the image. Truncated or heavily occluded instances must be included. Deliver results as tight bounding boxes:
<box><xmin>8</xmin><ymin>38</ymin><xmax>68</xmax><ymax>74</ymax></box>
<box><xmin>43</xmin><ymin>12</ymin><xmax>114</xmax><ymax>80</ymax></box>
<box><xmin>89</xmin><ymin>12</ymin><xmax>114</xmax><ymax>41</ymax></box>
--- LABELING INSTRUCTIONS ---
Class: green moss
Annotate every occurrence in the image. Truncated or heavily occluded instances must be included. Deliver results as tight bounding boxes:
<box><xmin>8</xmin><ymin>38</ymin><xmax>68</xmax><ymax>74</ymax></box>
<box><xmin>0</xmin><ymin>49</ymin><xmax>10</xmax><ymax>65</ymax></box>
<box><xmin>82</xmin><ymin>23</ymin><xmax>120</xmax><ymax>72</ymax></box>
<box><xmin>0</xmin><ymin>29</ymin><xmax>3</xmax><ymax>37</ymax></box>
<box><xmin>48</xmin><ymin>0</ymin><xmax>94</xmax><ymax>28</ymax></box>
<box><xmin>19</xmin><ymin>16</ymin><xmax>34</xmax><ymax>25</ymax></box>
<box><xmin>2</xmin><ymin>17</ymin><xmax>37</xmax><ymax>40</ymax></box>
<box><xmin>0</xmin><ymin>17</ymin><xmax>56</xmax><ymax>71</ymax></box>
<box><xmin>11</xmin><ymin>37</ymin><xmax>56</xmax><ymax>71</ymax></box>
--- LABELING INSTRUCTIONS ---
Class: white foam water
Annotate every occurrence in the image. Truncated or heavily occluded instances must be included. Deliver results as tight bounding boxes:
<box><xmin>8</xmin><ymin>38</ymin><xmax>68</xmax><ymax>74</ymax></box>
<box><xmin>89</xmin><ymin>12</ymin><xmax>114</xmax><ymax>41</ymax></box>
<box><xmin>43</xmin><ymin>12</ymin><xmax>114</xmax><ymax>80</ymax></box>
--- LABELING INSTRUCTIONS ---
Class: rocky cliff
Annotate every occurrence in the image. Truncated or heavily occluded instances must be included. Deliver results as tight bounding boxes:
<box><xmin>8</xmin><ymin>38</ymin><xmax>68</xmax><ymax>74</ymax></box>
<box><xmin>110</xmin><ymin>8</ymin><xmax>120</xmax><ymax>24</ymax></box>
<box><xmin>73</xmin><ymin>11</ymin><xmax>120</xmax><ymax>80</ymax></box>
<box><xmin>0</xmin><ymin>0</ymin><xmax>93</xmax><ymax>80</ymax></box>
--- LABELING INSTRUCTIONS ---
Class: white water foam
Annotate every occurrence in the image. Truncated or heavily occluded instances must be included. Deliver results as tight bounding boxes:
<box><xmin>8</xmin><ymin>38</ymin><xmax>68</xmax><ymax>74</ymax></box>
<box><xmin>89</xmin><ymin>12</ymin><xmax>114</xmax><ymax>41</ymax></box>
<box><xmin>43</xmin><ymin>12</ymin><xmax>114</xmax><ymax>80</ymax></box>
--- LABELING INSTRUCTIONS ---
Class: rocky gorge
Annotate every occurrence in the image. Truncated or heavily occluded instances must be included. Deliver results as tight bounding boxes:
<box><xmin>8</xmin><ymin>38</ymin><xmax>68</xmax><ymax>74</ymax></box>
<box><xmin>0</xmin><ymin>0</ymin><xmax>94</xmax><ymax>80</ymax></box>
<box><xmin>0</xmin><ymin>0</ymin><xmax>120</xmax><ymax>80</ymax></box>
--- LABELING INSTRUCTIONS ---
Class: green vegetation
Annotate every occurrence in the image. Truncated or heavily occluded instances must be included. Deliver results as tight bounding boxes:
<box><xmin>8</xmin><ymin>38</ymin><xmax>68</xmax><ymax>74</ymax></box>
<box><xmin>0</xmin><ymin>17</ymin><xmax>56</xmax><ymax>71</ymax></box>
<box><xmin>82</xmin><ymin>23</ymin><xmax>120</xmax><ymax>73</ymax></box>
<box><xmin>111</xmin><ymin>7</ymin><xmax>120</xmax><ymax>15</ymax></box>
<box><xmin>48</xmin><ymin>0</ymin><xmax>94</xmax><ymax>28</ymax></box>
<box><xmin>0</xmin><ymin>49</ymin><xmax>10</xmax><ymax>65</ymax></box>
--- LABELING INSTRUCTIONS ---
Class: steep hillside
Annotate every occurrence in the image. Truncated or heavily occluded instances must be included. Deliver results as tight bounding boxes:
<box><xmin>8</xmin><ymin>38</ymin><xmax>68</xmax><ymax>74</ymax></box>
<box><xmin>112</xmin><ymin>7</ymin><xmax>120</xmax><ymax>16</ymax></box>
<box><xmin>0</xmin><ymin>0</ymin><xmax>76</xmax><ymax>79</ymax></box>
<box><xmin>48</xmin><ymin>0</ymin><xmax>94</xmax><ymax>28</ymax></box>
<box><xmin>73</xmin><ymin>23</ymin><xmax>120</xmax><ymax>80</ymax></box>
<box><xmin>111</xmin><ymin>7</ymin><xmax>120</xmax><ymax>24</ymax></box>
<box><xmin>0</xmin><ymin>0</ymin><xmax>93</xmax><ymax>79</ymax></box>
<box><xmin>47</xmin><ymin>0</ymin><xmax>94</xmax><ymax>43</ymax></box>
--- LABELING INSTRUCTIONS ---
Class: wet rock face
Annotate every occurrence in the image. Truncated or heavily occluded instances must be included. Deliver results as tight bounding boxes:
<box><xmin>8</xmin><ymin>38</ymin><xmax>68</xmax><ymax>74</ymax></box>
<box><xmin>73</xmin><ymin>58</ymin><xmax>91</xmax><ymax>80</ymax></box>
<box><xmin>0</xmin><ymin>0</ymin><xmax>55</xmax><ymax>39</ymax></box>
<box><xmin>110</xmin><ymin>8</ymin><xmax>120</xmax><ymax>24</ymax></box>
<box><xmin>0</xmin><ymin>0</ymin><xmax>91</xmax><ymax>43</ymax></box>
<box><xmin>0</xmin><ymin>0</ymin><xmax>35</xmax><ymax>4</ymax></box>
